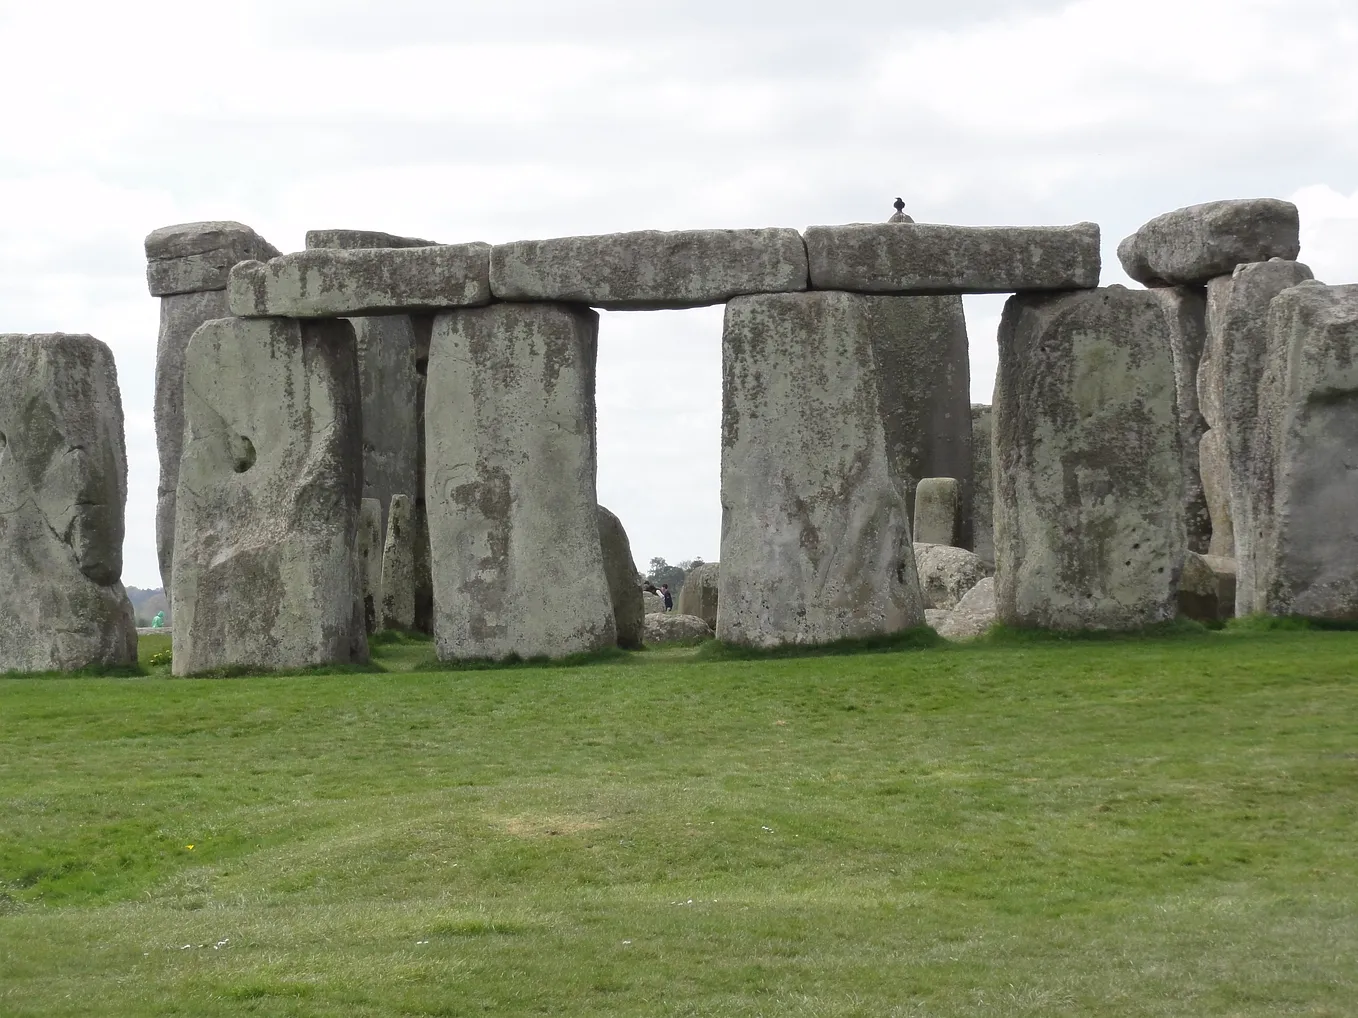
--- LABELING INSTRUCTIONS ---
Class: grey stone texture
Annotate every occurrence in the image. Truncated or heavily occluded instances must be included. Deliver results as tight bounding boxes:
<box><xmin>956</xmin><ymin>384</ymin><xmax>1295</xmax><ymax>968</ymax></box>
<box><xmin>489</xmin><ymin>228</ymin><xmax>808</xmax><ymax>310</ymax></box>
<box><xmin>970</xmin><ymin>405</ymin><xmax>994</xmax><ymax>564</ymax></box>
<box><xmin>676</xmin><ymin>562</ymin><xmax>720</xmax><ymax>630</ymax></box>
<box><xmin>932</xmin><ymin>576</ymin><xmax>997</xmax><ymax>640</ymax></box>
<box><xmin>381</xmin><ymin>493</ymin><xmax>416</xmax><ymax>630</ymax></box>
<box><xmin>305</xmin><ymin>229</ymin><xmax>437</xmax><ymax>251</ymax></box>
<box><xmin>994</xmin><ymin>287</ymin><xmax>1186</xmax><ymax>630</ymax></box>
<box><xmin>912</xmin><ymin>544</ymin><xmax>992</xmax><ymax>610</ymax></box>
<box><xmin>598</xmin><ymin>505</ymin><xmax>644</xmax><ymax>650</ymax></box>
<box><xmin>0</xmin><ymin>334</ymin><xmax>138</xmax><ymax>671</ymax></box>
<box><xmin>644</xmin><ymin>612</ymin><xmax>713</xmax><ymax>644</ymax></box>
<box><xmin>804</xmin><ymin>221</ymin><xmax>1101</xmax><ymax>295</ymax></box>
<box><xmin>1203</xmin><ymin>259</ymin><xmax>1315</xmax><ymax>614</ymax></box>
<box><xmin>913</xmin><ymin>478</ymin><xmax>960</xmax><ymax>546</ymax></box>
<box><xmin>154</xmin><ymin>288</ymin><xmax>229</xmax><ymax>591</ymax></box>
<box><xmin>145</xmin><ymin>221</ymin><xmax>280</xmax><ymax>297</ymax></box>
<box><xmin>1117</xmin><ymin>199</ymin><xmax>1301</xmax><ymax>287</ymax></box>
<box><xmin>425</xmin><ymin>303</ymin><xmax>616</xmax><ymax>660</ymax></box>
<box><xmin>1199</xmin><ymin>429</ymin><xmax>1234</xmax><ymax>558</ymax></box>
<box><xmin>358</xmin><ymin>498</ymin><xmax>384</xmax><ymax>635</ymax></box>
<box><xmin>718</xmin><ymin>291</ymin><xmax>926</xmax><ymax>647</ymax></box>
<box><xmin>643</xmin><ymin>591</ymin><xmax>667</xmax><ymax>615</ymax></box>
<box><xmin>228</xmin><ymin>244</ymin><xmax>492</xmax><ymax>318</ymax></box>
<box><xmin>171</xmin><ymin>316</ymin><xmax>367</xmax><ymax>675</ymax></box>
<box><xmin>1150</xmin><ymin>286</ymin><xmax>1212</xmax><ymax>553</ymax></box>
<box><xmin>1253</xmin><ymin>282</ymin><xmax>1358</xmax><ymax>618</ymax></box>
<box><xmin>1178</xmin><ymin>552</ymin><xmax>1236</xmax><ymax>623</ymax></box>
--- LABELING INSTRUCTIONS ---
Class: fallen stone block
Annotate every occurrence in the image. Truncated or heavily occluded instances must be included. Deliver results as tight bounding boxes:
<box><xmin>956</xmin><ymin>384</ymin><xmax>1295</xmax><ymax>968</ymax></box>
<box><xmin>1254</xmin><ymin>282</ymin><xmax>1358</xmax><ymax>618</ymax></box>
<box><xmin>676</xmin><ymin>562</ymin><xmax>719</xmax><ymax>631</ymax></box>
<box><xmin>719</xmin><ymin>291</ymin><xmax>925</xmax><ymax>647</ymax></box>
<box><xmin>1204</xmin><ymin>259</ymin><xmax>1314</xmax><ymax>613</ymax></box>
<box><xmin>228</xmin><ymin>244</ymin><xmax>492</xmax><ymax>318</ymax></box>
<box><xmin>145</xmin><ymin>221</ymin><xmax>280</xmax><ymax>297</ymax></box>
<box><xmin>1150</xmin><ymin>286</ymin><xmax>1212</xmax><ymax>553</ymax></box>
<box><xmin>358</xmin><ymin>497</ymin><xmax>384</xmax><ymax>635</ymax></box>
<box><xmin>913</xmin><ymin>544</ymin><xmax>992</xmax><ymax>610</ymax></box>
<box><xmin>804</xmin><ymin>222</ymin><xmax>1101</xmax><ymax>295</ymax></box>
<box><xmin>644</xmin><ymin>613</ymin><xmax>713</xmax><ymax>645</ymax></box>
<box><xmin>381</xmin><ymin>493</ymin><xmax>415</xmax><ymax>630</ymax></box>
<box><xmin>913</xmin><ymin>478</ymin><xmax>960</xmax><ymax>546</ymax></box>
<box><xmin>994</xmin><ymin>287</ymin><xmax>1185</xmax><ymax>630</ymax></box>
<box><xmin>0</xmin><ymin>333</ymin><xmax>138</xmax><ymax>671</ymax></box>
<box><xmin>1117</xmin><ymin>199</ymin><xmax>1301</xmax><ymax>287</ymax></box>
<box><xmin>933</xmin><ymin>577</ymin><xmax>997</xmax><ymax>640</ymax></box>
<box><xmin>489</xmin><ymin>228</ymin><xmax>808</xmax><ymax>310</ymax></box>
<box><xmin>172</xmin><ymin>316</ymin><xmax>367</xmax><ymax>675</ymax></box>
<box><xmin>598</xmin><ymin>505</ymin><xmax>644</xmax><ymax>650</ymax></box>
<box><xmin>971</xmin><ymin>405</ymin><xmax>994</xmax><ymax>564</ymax></box>
<box><xmin>426</xmin><ymin>303</ymin><xmax>616</xmax><ymax>660</ymax></box>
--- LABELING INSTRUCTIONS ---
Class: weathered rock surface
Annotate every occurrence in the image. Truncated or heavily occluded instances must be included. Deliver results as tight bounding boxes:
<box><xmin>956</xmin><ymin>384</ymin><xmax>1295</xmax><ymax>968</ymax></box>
<box><xmin>1150</xmin><ymin>286</ymin><xmax>1212</xmax><ymax>553</ymax></box>
<box><xmin>171</xmin><ymin>316</ymin><xmax>367</xmax><ymax>675</ymax></box>
<box><xmin>644</xmin><ymin>612</ymin><xmax>713</xmax><ymax>644</ymax></box>
<box><xmin>719</xmin><ymin>291</ymin><xmax>925</xmax><ymax>647</ymax></box>
<box><xmin>0</xmin><ymin>334</ymin><xmax>138</xmax><ymax>671</ymax></box>
<box><xmin>871</xmin><ymin>295</ymin><xmax>973</xmax><ymax>547</ymax></box>
<box><xmin>228</xmin><ymin>244</ymin><xmax>492</xmax><ymax>318</ymax></box>
<box><xmin>357</xmin><ymin>498</ymin><xmax>384</xmax><ymax>635</ymax></box>
<box><xmin>912</xmin><ymin>543</ymin><xmax>992</xmax><ymax>610</ymax></box>
<box><xmin>425</xmin><ymin>303</ymin><xmax>616</xmax><ymax>660</ymax></box>
<box><xmin>598</xmin><ymin>505</ymin><xmax>644</xmax><ymax>649</ymax></box>
<box><xmin>305</xmin><ymin>229</ymin><xmax>437</xmax><ymax>250</ymax></box>
<box><xmin>145</xmin><ymin>221</ymin><xmax>279</xmax><ymax>297</ymax></box>
<box><xmin>933</xmin><ymin>576</ymin><xmax>997</xmax><ymax>640</ymax></box>
<box><xmin>381</xmin><ymin>493</ymin><xmax>415</xmax><ymax>630</ymax></box>
<box><xmin>924</xmin><ymin>608</ymin><xmax>953</xmax><ymax>632</ymax></box>
<box><xmin>489</xmin><ymin>228</ymin><xmax>808</xmax><ymax>310</ymax></box>
<box><xmin>154</xmin><ymin>288</ymin><xmax>229</xmax><ymax>590</ymax></box>
<box><xmin>1199</xmin><ymin>429</ymin><xmax>1234</xmax><ymax>558</ymax></box>
<box><xmin>1117</xmin><ymin>199</ymin><xmax>1301</xmax><ymax>287</ymax></box>
<box><xmin>1253</xmin><ymin>282</ymin><xmax>1358</xmax><ymax>618</ymax></box>
<box><xmin>804</xmin><ymin>222</ymin><xmax>1101</xmax><ymax>295</ymax></box>
<box><xmin>643</xmin><ymin>591</ymin><xmax>667</xmax><ymax>615</ymax></box>
<box><xmin>971</xmin><ymin>405</ymin><xmax>994</xmax><ymax>564</ymax></box>
<box><xmin>913</xmin><ymin>478</ymin><xmax>960</xmax><ymax>546</ymax></box>
<box><xmin>1204</xmin><ymin>260</ymin><xmax>1315</xmax><ymax>614</ymax></box>
<box><xmin>1178</xmin><ymin>552</ymin><xmax>1236</xmax><ymax>623</ymax></box>
<box><xmin>677</xmin><ymin>562</ymin><xmax>720</xmax><ymax>630</ymax></box>
<box><xmin>994</xmin><ymin>287</ymin><xmax>1185</xmax><ymax>630</ymax></box>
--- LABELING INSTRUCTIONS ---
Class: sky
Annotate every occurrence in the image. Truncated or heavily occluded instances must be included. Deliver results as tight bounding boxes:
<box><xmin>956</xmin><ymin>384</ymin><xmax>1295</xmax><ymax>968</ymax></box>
<box><xmin>2</xmin><ymin>0</ymin><xmax>1356</xmax><ymax>590</ymax></box>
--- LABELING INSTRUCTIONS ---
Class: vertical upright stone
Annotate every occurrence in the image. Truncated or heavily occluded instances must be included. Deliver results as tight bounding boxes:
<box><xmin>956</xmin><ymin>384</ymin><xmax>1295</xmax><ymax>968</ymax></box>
<box><xmin>913</xmin><ymin>477</ymin><xmax>960</xmax><ymax>546</ymax></box>
<box><xmin>146</xmin><ymin>222</ymin><xmax>279</xmax><ymax>593</ymax></box>
<box><xmin>676</xmin><ymin>561</ymin><xmax>720</xmax><ymax>630</ymax></box>
<box><xmin>0</xmin><ymin>334</ymin><xmax>138</xmax><ymax>671</ymax></box>
<box><xmin>1150</xmin><ymin>286</ymin><xmax>1212</xmax><ymax>553</ymax></box>
<box><xmin>411</xmin><ymin>316</ymin><xmax>435</xmax><ymax>635</ymax></box>
<box><xmin>357</xmin><ymin>497</ymin><xmax>384</xmax><ymax>634</ymax></box>
<box><xmin>425</xmin><ymin>304</ymin><xmax>616</xmax><ymax>660</ymax></box>
<box><xmin>1199</xmin><ymin>429</ymin><xmax>1234</xmax><ymax>558</ymax></box>
<box><xmin>597</xmin><ymin>505</ymin><xmax>644</xmax><ymax>649</ymax></box>
<box><xmin>1204</xmin><ymin>259</ymin><xmax>1314</xmax><ymax>613</ymax></box>
<box><xmin>719</xmin><ymin>291</ymin><xmax>925</xmax><ymax>647</ymax></box>
<box><xmin>171</xmin><ymin>316</ymin><xmax>366</xmax><ymax>675</ymax></box>
<box><xmin>994</xmin><ymin>288</ymin><xmax>1185</xmax><ymax>630</ymax></box>
<box><xmin>1254</xmin><ymin>282</ymin><xmax>1358</xmax><ymax>618</ymax></box>
<box><xmin>381</xmin><ymin>493</ymin><xmax>415</xmax><ymax>630</ymax></box>
<box><xmin>970</xmin><ymin>404</ymin><xmax>994</xmax><ymax>564</ymax></box>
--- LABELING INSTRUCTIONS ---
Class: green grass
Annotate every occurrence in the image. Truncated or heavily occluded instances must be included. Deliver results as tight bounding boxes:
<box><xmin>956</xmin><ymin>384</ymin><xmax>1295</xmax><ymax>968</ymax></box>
<box><xmin>2</xmin><ymin>630</ymin><xmax>1356</xmax><ymax>1016</ymax></box>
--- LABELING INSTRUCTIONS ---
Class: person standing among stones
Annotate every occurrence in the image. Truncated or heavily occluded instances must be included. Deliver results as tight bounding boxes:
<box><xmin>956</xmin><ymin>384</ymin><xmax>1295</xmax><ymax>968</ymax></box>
<box><xmin>661</xmin><ymin>584</ymin><xmax>674</xmax><ymax>612</ymax></box>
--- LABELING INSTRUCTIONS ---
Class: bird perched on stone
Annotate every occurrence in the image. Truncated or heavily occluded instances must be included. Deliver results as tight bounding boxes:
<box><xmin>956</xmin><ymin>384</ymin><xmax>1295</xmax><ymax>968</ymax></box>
<box><xmin>889</xmin><ymin>197</ymin><xmax>914</xmax><ymax>224</ymax></box>
<box><xmin>893</xmin><ymin>197</ymin><xmax>905</xmax><ymax>214</ymax></box>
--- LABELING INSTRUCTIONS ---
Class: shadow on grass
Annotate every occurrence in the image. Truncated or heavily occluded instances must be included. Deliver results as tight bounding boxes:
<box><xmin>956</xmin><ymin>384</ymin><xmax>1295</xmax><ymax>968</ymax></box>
<box><xmin>1225</xmin><ymin>613</ymin><xmax>1358</xmax><ymax>633</ymax></box>
<box><xmin>0</xmin><ymin>662</ymin><xmax>148</xmax><ymax>681</ymax></box>
<box><xmin>970</xmin><ymin>618</ymin><xmax>1211</xmax><ymax>646</ymax></box>
<box><xmin>693</xmin><ymin>625</ymin><xmax>944</xmax><ymax>662</ymax></box>
<box><xmin>406</xmin><ymin>645</ymin><xmax>639</xmax><ymax>673</ymax></box>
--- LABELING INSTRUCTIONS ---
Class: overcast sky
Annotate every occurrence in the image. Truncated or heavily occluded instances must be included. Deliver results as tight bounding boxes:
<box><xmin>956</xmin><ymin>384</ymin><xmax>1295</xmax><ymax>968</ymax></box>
<box><xmin>2</xmin><ymin>0</ymin><xmax>1356</xmax><ymax>590</ymax></box>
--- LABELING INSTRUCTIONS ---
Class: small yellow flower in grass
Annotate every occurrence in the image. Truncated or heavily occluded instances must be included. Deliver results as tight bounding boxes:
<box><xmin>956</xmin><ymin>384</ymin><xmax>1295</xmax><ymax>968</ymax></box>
<box><xmin>186</xmin><ymin>845</ymin><xmax>195</xmax><ymax>850</ymax></box>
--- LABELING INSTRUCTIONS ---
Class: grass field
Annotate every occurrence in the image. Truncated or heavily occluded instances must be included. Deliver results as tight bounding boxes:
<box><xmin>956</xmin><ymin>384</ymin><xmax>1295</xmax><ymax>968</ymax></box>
<box><xmin>2</xmin><ymin>629</ymin><xmax>1356</xmax><ymax>1016</ymax></box>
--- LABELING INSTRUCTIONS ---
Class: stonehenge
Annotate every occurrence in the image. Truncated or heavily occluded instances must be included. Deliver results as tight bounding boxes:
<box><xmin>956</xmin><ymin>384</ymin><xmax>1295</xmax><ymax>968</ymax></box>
<box><xmin>912</xmin><ymin>478</ymin><xmax>961</xmax><ymax>547</ymax></box>
<box><xmin>676</xmin><ymin>562</ymin><xmax>720</xmax><ymax>630</ymax></box>
<box><xmin>381</xmin><ymin>494</ymin><xmax>416</xmax><ymax>631</ymax></box>
<box><xmin>357</xmin><ymin>498</ymin><xmax>383</xmax><ymax>635</ymax></box>
<box><xmin>598</xmin><ymin>506</ymin><xmax>645</xmax><ymax>650</ymax></box>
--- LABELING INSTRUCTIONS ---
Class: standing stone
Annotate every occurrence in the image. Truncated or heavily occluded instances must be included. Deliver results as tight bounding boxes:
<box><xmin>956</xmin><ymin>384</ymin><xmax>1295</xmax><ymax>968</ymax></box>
<box><xmin>146</xmin><ymin>221</ymin><xmax>279</xmax><ymax>592</ymax></box>
<box><xmin>381</xmin><ymin>493</ymin><xmax>415</xmax><ymax>630</ymax></box>
<box><xmin>643</xmin><ymin>591</ymin><xmax>667</xmax><ymax>615</ymax></box>
<box><xmin>971</xmin><ymin>405</ymin><xmax>994</xmax><ymax>564</ymax></box>
<box><xmin>1199</xmin><ymin>429</ymin><xmax>1234</xmax><ymax>557</ymax></box>
<box><xmin>357</xmin><ymin>498</ymin><xmax>384</xmax><ymax>635</ymax></box>
<box><xmin>1254</xmin><ymin>282</ymin><xmax>1358</xmax><ymax>618</ymax></box>
<box><xmin>1117</xmin><ymin>199</ymin><xmax>1301</xmax><ymax>287</ymax></box>
<box><xmin>913</xmin><ymin>478</ymin><xmax>960</xmax><ymax>546</ymax></box>
<box><xmin>411</xmin><ymin>316</ymin><xmax>436</xmax><ymax>635</ymax></box>
<box><xmin>1150</xmin><ymin>286</ymin><xmax>1212</xmax><ymax>553</ymax></box>
<box><xmin>676</xmin><ymin>562</ymin><xmax>720</xmax><ymax>630</ymax></box>
<box><xmin>598</xmin><ymin>505</ymin><xmax>644</xmax><ymax>649</ymax></box>
<box><xmin>994</xmin><ymin>288</ymin><xmax>1185</xmax><ymax>630</ymax></box>
<box><xmin>172</xmin><ymin>316</ymin><xmax>366</xmax><ymax>675</ymax></box>
<box><xmin>425</xmin><ymin>304</ymin><xmax>616</xmax><ymax>660</ymax></box>
<box><xmin>719</xmin><ymin>291</ymin><xmax>925</xmax><ymax>647</ymax></box>
<box><xmin>1204</xmin><ymin>260</ymin><xmax>1315</xmax><ymax>614</ymax></box>
<box><xmin>913</xmin><ymin>543</ymin><xmax>991</xmax><ymax>610</ymax></box>
<box><xmin>0</xmin><ymin>334</ymin><xmax>138</xmax><ymax>671</ymax></box>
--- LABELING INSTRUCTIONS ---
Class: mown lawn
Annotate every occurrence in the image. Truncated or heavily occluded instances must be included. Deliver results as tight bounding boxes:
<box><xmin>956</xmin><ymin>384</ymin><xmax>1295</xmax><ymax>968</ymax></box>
<box><xmin>1</xmin><ymin>630</ymin><xmax>1356</xmax><ymax>1016</ymax></box>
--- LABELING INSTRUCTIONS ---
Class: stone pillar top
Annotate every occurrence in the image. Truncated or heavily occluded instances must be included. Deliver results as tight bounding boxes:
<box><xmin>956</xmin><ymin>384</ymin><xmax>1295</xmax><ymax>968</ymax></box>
<box><xmin>144</xmin><ymin>221</ymin><xmax>280</xmax><ymax>296</ymax></box>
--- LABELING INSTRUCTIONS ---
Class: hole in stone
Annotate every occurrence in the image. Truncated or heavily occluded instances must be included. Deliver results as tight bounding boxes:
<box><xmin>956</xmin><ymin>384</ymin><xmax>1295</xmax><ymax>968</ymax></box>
<box><xmin>1124</xmin><ymin>560</ymin><xmax>1132</xmax><ymax>567</ymax></box>
<box><xmin>229</xmin><ymin>434</ymin><xmax>256</xmax><ymax>473</ymax></box>
<box><xmin>415</xmin><ymin>357</ymin><xmax>429</xmax><ymax>377</ymax></box>
<box><xmin>1132</xmin><ymin>542</ymin><xmax>1141</xmax><ymax>550</ymax></box>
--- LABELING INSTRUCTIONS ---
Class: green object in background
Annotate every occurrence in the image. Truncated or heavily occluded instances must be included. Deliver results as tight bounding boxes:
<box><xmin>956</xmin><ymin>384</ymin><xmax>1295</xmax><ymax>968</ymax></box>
<box><xmin>151</xmin><ymin>611</ymin><xmax>165</xmax><ymax>629</ymax></box>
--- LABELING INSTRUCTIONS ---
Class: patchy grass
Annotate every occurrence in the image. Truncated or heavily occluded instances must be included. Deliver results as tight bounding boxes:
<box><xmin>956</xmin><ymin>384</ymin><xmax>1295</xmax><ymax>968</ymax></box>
<box><xmin>0</xmin><ymin>630</ymin><xmax>1355</xmax><ymax>1016</ymax></box>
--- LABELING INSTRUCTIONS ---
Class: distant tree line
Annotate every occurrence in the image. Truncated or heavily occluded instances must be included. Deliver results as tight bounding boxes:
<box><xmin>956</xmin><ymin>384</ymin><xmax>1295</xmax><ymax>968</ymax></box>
<box><xmin>644</xmin><ymin>558</ymin><xmax>705</xmax><ymax>599</ymax></box>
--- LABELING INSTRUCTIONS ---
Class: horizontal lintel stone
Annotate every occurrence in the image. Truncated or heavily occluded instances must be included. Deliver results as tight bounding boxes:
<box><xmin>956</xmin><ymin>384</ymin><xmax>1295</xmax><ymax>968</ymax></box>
<box><xmin>1117</xmin><ymin>198</ymin><xmax>1301</xmax><ymax>287</ymax></box>
<box><xmin>489</xmin><ymin>228</ymin><xmax>809</xmax><ymax>310</ymax></box>
<box><xmin>305</xmin><ymin>229</ymin><xmax>439</xmax><ymax>250</ymax></box>
<box><xmin>227</xmin><ymin>244</ymin><xmax>492</xmax><ymax>318</ymax></box>
<box><xmin>145</xmin><ymin>221</ymin><xmax>280</xmax><ymax>296</ymax></box>
<box><xmin>804</xmin><ymin>222</ymin><xmax>1102</xmax><ymax>295</ymax></box>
